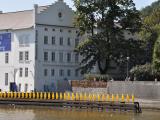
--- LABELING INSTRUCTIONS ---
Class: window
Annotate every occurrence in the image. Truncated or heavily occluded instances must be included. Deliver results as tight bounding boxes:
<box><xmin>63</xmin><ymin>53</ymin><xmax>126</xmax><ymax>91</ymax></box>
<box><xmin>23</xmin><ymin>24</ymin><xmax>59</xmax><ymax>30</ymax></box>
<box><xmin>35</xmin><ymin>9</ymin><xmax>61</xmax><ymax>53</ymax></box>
<box><xmin>19</xmin><ymin>52</ymin><xmax>23</xmax><ymax>61</ymax></box>
<box><xmin>68</xmin><ymin>30</ymin><xmax>71</xmax><ymax>33</ymax></box>
<box><xmin>58</xmin><ymin>12</ymin><xmax>62</xmax><ymax>18</ymax></box>
<box><xmin>75</xmin><ymin>38</ymin><xmax>79</xmax><ymax>47</ymax></box>
<box><xmin>19</xmin><ymin>34</ymin><xmax>30</xmax><ymax>47</ymax></box>
<box><xmin>60</xmin><ymin>29</ymin><xmax>63</xmax><ymax>32</ymax></box>
<box><xmin>67</xmin><ymin>53</ymin><xmax>71</xmax><ymax>62</ymax></box>
<box><xmin>25</xmin><ymin>51</ymin><xmax>29</xmax><ymax>61</ymax></box>
<box><xmin>18</xmin><ymin>83</ymin><xmax>21</xmax><ymax>92</ymax></box>
<box><xmin>44</xmin><ymin>69</ymin><xmax>48</xmax><ymax>76</ymax></box>
<box><xmin>67</xmin><ymin>69</ymin><xmax>71</xmax><ymax>77</ymax></box>
<box><xmin>59</xmin><ymin>52</ymin><xmax>63</xmax><ymax>62</ymax></box>
<box><xmin>76</xmin><ymin>30</ymin><xmax>78</xmax><ymax>34</ymax></box>
<box><xmin>44</xmin><ymin>52</ymin><xmax>48</xmax><ymax>61</ymax></box>
<box><xmin>51</xmin><ymin>69</ymin><xmax>55</xmax><ymax>76</ymax></box>
<box><xmin>44</xmin><ymin>36</ymin><xmax>48</xmax><ymax>44</ymax></box>
<box><xmin>52</xmin><ymin>28</ymin><xmax>55</xmax><ymax>31</ymax></box>
<box><xmin>59</xmin><ymin>69</ymin><xmax>64</xmax><ymax>76</ymax></box>
<box><xmin>25</xmin><ymin>68</ymin><xmax>28</xmax><ymax>77</ymax></box>
<box><xmin>44</xmin><ymin>28</ymin><xmax>48</xmax><ymax>31</ymax></box>
<box><xmin>52</xmin><ymin>36</ymin><xmax>56</xmax><ymax>45</ymax></box>
<box><xmin>24</xmin><ymin>84</ymin><xmax>28</xmax><ymax>92</ymax></box>
<box><xmin>5</xmin><ymin>73</ymin><xmax>8</xmax><ymax>86</ymax></box>
<box><xmin>75</xmin><ymin>69</ymin><xmax>79</xmax><ymax>77</ymax></box>
<box><xmin>51</xmin><ymin>52</ymin><xmax>55</xmax><ymax>62</ymax></box>
<box><xmin>75</xmin><ymin>53</ymin><xmax>79</xmax><ymax>63</ymax></box>
<box><xmin>5</xmin><ymin>53</ymin><xmax>9</xmax><ymax>64</ymax></box>
<box><xmin>19</xmin><ymin>68</ymin><xmax>23</xmax><ymax>77</ymax></box>
<box><xmin>59</xmin><ymin>37</ymin><xmax>63</xmax><ymax>45</ymax></box>
<box><xmin>67</xmin><ymin>38</ymin><xmax>71</xmax><ymax>46</ymax></box>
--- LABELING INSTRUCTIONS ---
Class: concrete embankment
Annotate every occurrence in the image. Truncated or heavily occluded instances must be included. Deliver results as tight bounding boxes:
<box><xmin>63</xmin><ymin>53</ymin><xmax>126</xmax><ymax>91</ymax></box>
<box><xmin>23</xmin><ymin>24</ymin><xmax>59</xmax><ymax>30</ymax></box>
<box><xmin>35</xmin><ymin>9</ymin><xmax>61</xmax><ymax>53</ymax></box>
<box><xmin>136</xmin><ymin>99</ymin><xmax>160</xmax><ymax>110</ymax></box>
<box><xmin>70</xmin><ymin>81</ymin><xmax>160</xmax><ymax>110</ymax></box>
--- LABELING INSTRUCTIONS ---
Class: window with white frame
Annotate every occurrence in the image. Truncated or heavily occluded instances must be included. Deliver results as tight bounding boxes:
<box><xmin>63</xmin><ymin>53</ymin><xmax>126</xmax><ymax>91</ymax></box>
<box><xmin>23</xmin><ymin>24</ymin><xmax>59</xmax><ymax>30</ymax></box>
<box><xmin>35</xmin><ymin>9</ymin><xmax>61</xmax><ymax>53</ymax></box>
<box><xmin>51</xmin><ymin>69</ymin><xmax>55</xmax><ymax>76</ymax></box>
<box><xmin>44</xmin><ymin>69</ymin><xmax>48</xmax><ymax>76</ymax></box>
<box><xmin>5</xmin><ymin>53</ymin><xmax>9</xmax><ymax>64</ymax></box>
<box><xmin>52</xmin><ymin>36</ymin><xmax>56</xmax><ymax>45</ymax></box>
<box><xmin>67</xmin><ymin>37</ymin><xmax>71</xmax><ymax>46</ymax></box>
<box><xmin>44</xmin><ymin>36</ymin><xmax>48</xmax><ymax>44</ymax></box>
<box><xmin>67</xmin><ymin>69</ymin><xmax>71</xmax><ymax>77</ymax></box>
<box><xmin>19</xmin><ymin>52</ymin><xmax>23</xmax><ymax>61</ymax></box>
<box><xmin>44</xmin><ymin>52</ymin><xmax>48</xmax><ymax>61</ymax></box>
<box><xmin>19</xmin><ymin>68</ymin><xmax>23</xmax><ymax>77</ymax></box>
<box><xmin>59</xmin><ymin>37</ymin><xmax>63</xmax><ymax>45</ymax></box>
<box><xmin>25</xmin><ymin>68</ymin><xmax>28</xmax><ymax>77</ymax></box>
<box><xmin>5</xmin><ymin>73</ymin><xmax>8</xmax><ymax>86</ymax></box>
<box><xmin>67</xmin><ymin>53</ymin><xmax>71</xmax><ymax>62</ymax></box>
<box><xmin>19</xmin><ymin>34</ymin><xmax>30</xmax><ymax>47</ymax></box>
<box><xmin>75</xmin><ymin>69</ymin><xmax>79</xmax><ymax>77</ymax></box>
<box><xmin>59</xmin><ymin>69</ymin><xmax>64</xmax><ymax>76</ymax></box>
<box><xmin>25</xmin><ymin>51</ymin><xmax>29</xmax><ymax>61</ymax></box>
<box><xmin>59</xmin><ymin>52</ymin><xmax>63</xmax><ymax>62</ymax></box>
<box><xmin>52</xmin><ymin>52</ymin><xmax>55</xmax><ymax>62</ymax></box>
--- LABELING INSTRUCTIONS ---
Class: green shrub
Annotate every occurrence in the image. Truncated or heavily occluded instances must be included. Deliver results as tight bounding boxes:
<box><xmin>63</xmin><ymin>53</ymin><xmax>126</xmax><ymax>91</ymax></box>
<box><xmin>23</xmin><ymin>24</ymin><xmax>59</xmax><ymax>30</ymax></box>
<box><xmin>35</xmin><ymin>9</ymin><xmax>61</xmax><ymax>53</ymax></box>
<box><xmin>130</xmin><ymin>63</ymin><xmax>160</xmax><ymax>81</ymax></box>
<box><xmin>84</xmin><ymin>74</ymin><xmax>112</xmax><ymax>81</ymax></box>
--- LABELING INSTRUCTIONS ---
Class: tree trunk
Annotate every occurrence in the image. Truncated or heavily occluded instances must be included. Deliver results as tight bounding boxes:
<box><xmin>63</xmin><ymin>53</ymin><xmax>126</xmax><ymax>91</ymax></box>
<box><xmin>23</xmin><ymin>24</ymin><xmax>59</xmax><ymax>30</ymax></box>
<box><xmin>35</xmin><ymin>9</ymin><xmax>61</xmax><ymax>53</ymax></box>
<box><xmin>97</xmin><ymin>59</ymin><xmax>109</xmax><ymax>74</ymax></box>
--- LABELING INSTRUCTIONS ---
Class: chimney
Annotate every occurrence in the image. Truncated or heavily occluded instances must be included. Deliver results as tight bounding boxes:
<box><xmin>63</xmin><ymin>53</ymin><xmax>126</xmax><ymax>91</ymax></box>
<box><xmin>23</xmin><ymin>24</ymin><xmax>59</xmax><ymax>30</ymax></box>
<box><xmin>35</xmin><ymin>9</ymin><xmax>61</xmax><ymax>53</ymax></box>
<box><xmin>34</xmin><ymin>4</ymin><xmax>38</xmax><ymax>14</ymax></box>
<box><xmin>33</xmin><ymin>4</ymin><xmax>38</xmax><ymax>26</ymax></box>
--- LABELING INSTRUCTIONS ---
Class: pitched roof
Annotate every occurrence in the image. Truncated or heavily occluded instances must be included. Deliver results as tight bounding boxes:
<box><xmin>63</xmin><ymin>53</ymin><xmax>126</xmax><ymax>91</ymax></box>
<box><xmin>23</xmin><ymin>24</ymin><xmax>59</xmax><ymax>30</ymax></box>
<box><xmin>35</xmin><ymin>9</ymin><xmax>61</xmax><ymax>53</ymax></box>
<box><xmin>0</xmin><ymin>6</ymin><xmax>48</xmax><ymax>30</ymax></box>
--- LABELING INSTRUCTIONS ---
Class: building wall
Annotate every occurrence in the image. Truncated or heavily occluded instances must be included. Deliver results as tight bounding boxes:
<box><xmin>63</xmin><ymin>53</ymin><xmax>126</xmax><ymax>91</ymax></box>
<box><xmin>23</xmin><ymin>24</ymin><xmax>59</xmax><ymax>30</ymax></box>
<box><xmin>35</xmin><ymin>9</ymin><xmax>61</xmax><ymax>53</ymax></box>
<box><xmin>0</xmin><ymin>0</ymin><xmax>82</xmax><ymax>92</ymax></box>
<box><xmin>36</xmin><ymin>1</ymin><xmax>74</xmax><ymax>27</ymax></box>
<box><xmin>34</xmin><ymin>24</ymin><xmax>82</xmax><ymax>92</ymax></box>
<box><xmin>0</xmin><ymin>28</ymin><xmax>35</xmax><ymax>92</ymax></box>
<box><xmin>34</xmin><ymin>1</ymin><xmax>82</xmax><ymax>91</ymax></box>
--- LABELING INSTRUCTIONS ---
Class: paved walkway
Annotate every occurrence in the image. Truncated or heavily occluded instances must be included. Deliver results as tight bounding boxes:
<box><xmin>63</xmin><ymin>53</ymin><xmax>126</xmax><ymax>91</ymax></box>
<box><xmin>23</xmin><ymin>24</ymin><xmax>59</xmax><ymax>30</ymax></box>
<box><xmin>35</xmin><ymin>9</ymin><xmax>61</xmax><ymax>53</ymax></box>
<box><xmin>136</xmin><ymin>98</ymin><xmax>160</xmax><ymax>110</ymax></box>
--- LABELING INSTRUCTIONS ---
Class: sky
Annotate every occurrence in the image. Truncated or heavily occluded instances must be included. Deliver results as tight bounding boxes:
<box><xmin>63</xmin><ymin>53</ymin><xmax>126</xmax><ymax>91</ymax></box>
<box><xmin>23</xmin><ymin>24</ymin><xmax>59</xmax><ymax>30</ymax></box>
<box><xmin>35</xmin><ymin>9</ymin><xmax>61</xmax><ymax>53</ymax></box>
<box><xmin>0</xmin><ymin>0</ymin><xmax>158</xmax><ymax>13</ymax></box>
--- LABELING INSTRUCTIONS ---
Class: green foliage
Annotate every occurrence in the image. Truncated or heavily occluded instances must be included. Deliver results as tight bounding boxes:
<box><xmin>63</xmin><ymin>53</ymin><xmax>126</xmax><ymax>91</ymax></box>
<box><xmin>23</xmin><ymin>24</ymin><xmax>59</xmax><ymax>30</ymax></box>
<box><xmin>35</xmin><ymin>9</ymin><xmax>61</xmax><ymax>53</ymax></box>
<box><xmin>84</xmin><ymin>74</ymin><xmax>112</xmax><ymax>81</ymax></box>
<box><xmin>139</xmin><ymin>5</ymin><xmax>160</xmax><ymax>63</ymax></box>
<box><xmin>74</xmin><ymin>0</ymin><xmax>142</xmax><ymax>74</ymax></box>
<box><xmin>130</xmin><ymin>63</ymin><xmax>160</xmax><ymax>81</ymax></box>
<box><xmin>153</xmin><ymin>36</ymin><xmax>160</xmax><ymax>71</ymax></box>
<box><xmin>141</xmin><ymin>0</ymin><xmax>160</xmax><ymax>17</ymax></box>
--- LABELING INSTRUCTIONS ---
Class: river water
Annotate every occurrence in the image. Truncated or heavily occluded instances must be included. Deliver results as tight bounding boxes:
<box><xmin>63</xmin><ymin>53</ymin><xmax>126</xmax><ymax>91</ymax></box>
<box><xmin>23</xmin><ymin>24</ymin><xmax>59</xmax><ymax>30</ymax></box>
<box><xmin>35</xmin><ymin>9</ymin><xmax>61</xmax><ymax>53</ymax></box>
<box><xmin>0</xmin><ymin>106</ymin><xmax>159</xmax><ymax>120</ymax></box>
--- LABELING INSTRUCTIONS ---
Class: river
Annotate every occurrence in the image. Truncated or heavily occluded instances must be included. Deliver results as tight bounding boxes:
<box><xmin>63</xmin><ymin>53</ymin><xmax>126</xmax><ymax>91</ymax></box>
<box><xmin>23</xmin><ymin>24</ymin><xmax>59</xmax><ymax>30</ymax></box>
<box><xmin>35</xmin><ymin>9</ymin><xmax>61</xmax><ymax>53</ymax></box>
<box><xmin>0</xmin><ymin>106</ymin><xmax>159</xmax><ymax>120</ymax></box>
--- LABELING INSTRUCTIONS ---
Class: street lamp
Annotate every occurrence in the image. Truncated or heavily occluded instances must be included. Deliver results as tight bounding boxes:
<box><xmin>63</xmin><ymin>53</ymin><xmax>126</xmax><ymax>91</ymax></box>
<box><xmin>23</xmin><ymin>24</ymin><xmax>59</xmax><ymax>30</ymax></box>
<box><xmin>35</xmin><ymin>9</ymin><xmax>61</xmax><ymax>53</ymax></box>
<box><xmin>126</xmin><ymin>56</ymin><xmax>130</xmax><ymax>81</ymax></box>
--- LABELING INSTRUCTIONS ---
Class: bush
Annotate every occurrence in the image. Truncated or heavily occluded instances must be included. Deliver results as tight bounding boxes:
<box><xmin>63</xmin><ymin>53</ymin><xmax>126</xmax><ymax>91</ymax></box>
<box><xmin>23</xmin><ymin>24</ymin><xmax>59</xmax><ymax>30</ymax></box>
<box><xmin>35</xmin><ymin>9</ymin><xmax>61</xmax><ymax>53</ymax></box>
<box><xmin>130</xmin><ymin>63</ymin><xmax>160</xmax><ymax>81</ymax></box>
<box><xmin>84</xmin><ymin>74</ymin><xmax>112</xmax><ymax>82</ymax></box>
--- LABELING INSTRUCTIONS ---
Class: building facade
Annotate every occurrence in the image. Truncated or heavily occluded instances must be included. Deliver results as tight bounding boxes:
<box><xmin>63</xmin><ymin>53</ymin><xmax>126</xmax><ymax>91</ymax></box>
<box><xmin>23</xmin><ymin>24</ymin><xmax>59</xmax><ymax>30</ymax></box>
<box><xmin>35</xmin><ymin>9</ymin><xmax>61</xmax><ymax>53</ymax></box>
<box><xmin>0</xmin><ymin>0</ymin><xmax>82</xmax><ymax>92</ymax></box>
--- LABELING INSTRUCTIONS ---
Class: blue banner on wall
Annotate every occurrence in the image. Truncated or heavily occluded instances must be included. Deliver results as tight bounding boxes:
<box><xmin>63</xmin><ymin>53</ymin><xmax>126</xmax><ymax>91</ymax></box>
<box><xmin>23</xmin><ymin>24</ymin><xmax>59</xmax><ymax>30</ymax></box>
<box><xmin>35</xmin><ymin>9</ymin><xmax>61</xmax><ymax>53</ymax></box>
<box><xmin>0</xmin><ymin>33</ymin><xmax>11</xmax><ymax>52</ymax></box>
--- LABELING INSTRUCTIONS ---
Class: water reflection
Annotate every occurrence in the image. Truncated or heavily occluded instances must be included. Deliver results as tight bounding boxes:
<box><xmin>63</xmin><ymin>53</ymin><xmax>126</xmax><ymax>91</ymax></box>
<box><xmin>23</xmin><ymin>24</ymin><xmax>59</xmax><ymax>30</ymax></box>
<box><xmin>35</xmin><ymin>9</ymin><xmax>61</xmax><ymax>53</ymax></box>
<box><xmin>0</xmin><ymin>106</ymin><xmax>159</xmax><ymax>120</ymax></box>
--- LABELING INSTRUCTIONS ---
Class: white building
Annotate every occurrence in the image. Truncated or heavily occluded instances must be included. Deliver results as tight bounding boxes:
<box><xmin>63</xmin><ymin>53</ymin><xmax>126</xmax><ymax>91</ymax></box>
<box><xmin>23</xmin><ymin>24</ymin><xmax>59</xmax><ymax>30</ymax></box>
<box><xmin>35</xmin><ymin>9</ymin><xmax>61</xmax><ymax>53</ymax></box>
<box><xmin>0</xmin><ymin>0</ymin><xmax>82</xmax><ymax>92</ymax></box>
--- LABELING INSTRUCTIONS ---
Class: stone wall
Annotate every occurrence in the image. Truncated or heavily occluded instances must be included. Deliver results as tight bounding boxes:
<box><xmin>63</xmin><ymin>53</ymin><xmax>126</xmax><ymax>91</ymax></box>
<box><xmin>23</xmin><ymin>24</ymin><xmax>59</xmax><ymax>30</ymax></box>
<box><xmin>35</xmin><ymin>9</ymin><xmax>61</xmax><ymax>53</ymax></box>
<box><xmin>72</xmin><ymin>81</ymin><xmax>160</xmax><ymax>99</ymax></box>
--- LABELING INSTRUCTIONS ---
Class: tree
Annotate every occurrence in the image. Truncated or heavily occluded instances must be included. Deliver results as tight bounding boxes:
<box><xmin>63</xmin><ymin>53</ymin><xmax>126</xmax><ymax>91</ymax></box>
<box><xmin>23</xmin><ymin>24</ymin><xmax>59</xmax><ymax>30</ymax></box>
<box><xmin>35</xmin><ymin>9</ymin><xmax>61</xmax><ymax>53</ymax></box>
<box><xmin>139</xmin><ymin>7</ymin><xmax>160</xmax><ymax>63</ymax></box>
<box><xmin>74</xmin><ymin>0</ymin><xmax>142</xmax><ymax>74</ymax></box>
<box><xmin>153</xmin><ymin>36</ymin><xmax>160</xmax><ymax>71</ymax></box>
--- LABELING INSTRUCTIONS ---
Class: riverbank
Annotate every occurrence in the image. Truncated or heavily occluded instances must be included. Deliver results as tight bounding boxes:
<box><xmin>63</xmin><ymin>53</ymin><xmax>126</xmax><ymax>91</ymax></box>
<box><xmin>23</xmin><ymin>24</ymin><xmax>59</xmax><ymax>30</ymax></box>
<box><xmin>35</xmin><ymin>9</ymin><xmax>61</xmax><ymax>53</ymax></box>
<box><xmin>136</xmin><ymin>98</ymin><xmax>160</xmax><ymax>110</ymax></box>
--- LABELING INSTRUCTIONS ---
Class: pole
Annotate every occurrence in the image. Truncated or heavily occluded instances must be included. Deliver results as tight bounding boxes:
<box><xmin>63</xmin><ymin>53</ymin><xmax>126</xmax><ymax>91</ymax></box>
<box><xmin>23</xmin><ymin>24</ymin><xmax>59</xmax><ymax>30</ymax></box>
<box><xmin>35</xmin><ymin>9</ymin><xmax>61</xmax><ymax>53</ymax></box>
<box><xmin>126</xmin><ymin>57</ymin><xmax>130</xmax><ymax>80</ymax></box>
